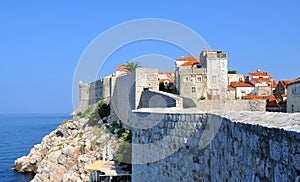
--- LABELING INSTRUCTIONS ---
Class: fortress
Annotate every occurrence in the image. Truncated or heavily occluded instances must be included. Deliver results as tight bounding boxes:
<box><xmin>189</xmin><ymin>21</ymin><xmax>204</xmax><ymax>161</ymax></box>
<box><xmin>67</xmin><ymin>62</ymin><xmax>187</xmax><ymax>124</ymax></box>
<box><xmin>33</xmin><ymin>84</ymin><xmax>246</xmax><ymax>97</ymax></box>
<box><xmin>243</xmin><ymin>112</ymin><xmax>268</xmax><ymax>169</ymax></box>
<box><xmin>73</xmin><ymin>50</ymin><xmax>300</xmax><ymax>181</ymax></box>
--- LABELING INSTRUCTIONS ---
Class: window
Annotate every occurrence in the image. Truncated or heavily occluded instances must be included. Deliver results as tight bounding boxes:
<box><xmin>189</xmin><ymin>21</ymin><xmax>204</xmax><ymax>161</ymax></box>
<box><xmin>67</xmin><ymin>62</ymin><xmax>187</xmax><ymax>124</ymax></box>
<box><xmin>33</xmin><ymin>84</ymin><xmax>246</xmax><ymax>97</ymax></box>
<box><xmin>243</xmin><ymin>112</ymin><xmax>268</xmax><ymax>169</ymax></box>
<box><xmin>293</xmin><ymin>85</ymin><xmax>300</xmax><ymax>95</ymax></box>
<box><xmin>197</xmin><ymin>76</ymin><xmax>202</xmax><ymax>82</ymax></box>
<box><xmin>191</xmin><ymin>87</ymin><xmax>196</xmax><ymax>93</ymax></box>
<box><xmin>212</xmin><ymin>76</ymin><xmax>217</xmax><ymax>82</ymax></box>
<box><xmin>184</xmin><ymin>76</ymin><xmax>189</xmax><ymax>82</ymax></box>
<box><xmin>212</xmin><ymin>89</ymin><xmax>217</xmax><ymax>95</ymax></box>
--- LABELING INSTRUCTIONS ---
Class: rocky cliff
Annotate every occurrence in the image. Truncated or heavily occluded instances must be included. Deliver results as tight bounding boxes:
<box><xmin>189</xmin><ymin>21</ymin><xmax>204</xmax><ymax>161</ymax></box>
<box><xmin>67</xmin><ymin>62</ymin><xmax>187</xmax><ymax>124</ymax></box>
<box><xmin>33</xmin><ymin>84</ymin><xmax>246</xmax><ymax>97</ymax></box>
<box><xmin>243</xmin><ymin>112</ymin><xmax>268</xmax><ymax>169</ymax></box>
<box><xmin>14</xmin><ymin>107</ymin><xmax>125</xmax><ymax>182</ymax></box>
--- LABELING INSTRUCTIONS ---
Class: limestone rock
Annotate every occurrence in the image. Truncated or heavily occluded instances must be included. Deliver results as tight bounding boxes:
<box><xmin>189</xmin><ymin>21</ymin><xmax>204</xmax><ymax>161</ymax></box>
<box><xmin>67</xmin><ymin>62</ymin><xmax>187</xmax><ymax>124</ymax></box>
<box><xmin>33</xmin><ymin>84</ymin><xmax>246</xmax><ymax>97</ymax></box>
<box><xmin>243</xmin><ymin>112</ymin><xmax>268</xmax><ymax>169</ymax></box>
<box><xmin>14</xmin><ymin>116</ymin><xmax>122</xmax><ymax>182</ymax></box>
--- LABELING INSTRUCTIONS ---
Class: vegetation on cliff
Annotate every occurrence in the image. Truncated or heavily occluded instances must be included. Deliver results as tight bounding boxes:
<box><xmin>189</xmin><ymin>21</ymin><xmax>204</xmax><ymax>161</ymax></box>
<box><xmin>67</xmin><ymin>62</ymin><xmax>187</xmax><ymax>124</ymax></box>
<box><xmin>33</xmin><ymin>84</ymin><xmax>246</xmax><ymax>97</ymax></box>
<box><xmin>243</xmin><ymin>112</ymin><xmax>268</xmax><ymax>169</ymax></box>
<box><xmin>14</xmin><ymin>100</ymin><xmax>131</xmax><ymax>181</ymax></box>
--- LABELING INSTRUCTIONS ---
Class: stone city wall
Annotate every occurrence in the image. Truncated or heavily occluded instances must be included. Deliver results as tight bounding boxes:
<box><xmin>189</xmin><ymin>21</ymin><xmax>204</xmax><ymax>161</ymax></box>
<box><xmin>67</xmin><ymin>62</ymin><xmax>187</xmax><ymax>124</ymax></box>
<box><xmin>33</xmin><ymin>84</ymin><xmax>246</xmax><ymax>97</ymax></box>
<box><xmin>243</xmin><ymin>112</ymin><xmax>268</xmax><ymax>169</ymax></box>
<box><xmin>111</xmin><ymin>68</ymin><xmax>159</xmax><ymax>122</ymax></box>
<box><xmin>131</xmin><ymin>110</ymin><xmax>300</xmax><ymax>181</ymax></box>
<box><xmin>138</xmin><ymin>90</ymin><xmax>183</xmax><ymax>109</ymax></box>
<box><xmin>196</xmin><ymin>99</ymin><xmax>266</xmax><ymax>112</ymax></box>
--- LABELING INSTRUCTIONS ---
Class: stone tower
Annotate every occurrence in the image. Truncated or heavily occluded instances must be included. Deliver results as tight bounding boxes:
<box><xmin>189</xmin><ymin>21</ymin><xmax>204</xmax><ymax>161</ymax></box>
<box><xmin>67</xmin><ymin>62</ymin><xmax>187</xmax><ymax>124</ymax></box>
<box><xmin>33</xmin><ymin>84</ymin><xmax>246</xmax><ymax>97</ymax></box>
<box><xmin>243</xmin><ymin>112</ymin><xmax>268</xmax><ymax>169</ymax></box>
<box><xmin>72</xmin><ymin>80</ymin><xmax>90</xmax><ymax>115</ymax></box>
<box><xmin>200</xmin><ymin>50</ymin><xmax>228</xmax><ymax>100</ymax></box>
<box><xmin>79</xmin><ymin>80</ymin><xmax>90</xmax><ymax>104</ymax></box>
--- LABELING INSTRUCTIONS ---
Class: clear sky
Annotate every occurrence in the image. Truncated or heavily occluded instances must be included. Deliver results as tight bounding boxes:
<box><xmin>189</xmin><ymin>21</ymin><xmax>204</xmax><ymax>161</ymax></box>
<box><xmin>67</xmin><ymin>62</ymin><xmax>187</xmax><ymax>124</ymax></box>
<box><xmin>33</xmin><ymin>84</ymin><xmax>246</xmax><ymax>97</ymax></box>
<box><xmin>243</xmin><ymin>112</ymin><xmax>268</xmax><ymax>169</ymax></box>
<box><xmin>0</xmin><ymin>0</ymin><xmax>299</xmax><ymax>114</ymax></box>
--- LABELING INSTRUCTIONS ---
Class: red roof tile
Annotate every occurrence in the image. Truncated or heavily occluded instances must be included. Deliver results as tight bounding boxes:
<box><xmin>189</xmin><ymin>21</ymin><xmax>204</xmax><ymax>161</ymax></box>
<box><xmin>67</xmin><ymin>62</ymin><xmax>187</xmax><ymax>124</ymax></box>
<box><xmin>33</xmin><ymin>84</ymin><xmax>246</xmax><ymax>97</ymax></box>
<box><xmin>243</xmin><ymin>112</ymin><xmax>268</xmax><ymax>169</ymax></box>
<box><xmin>272</xmin><ymin>80</ymin><xmax>277</xmax><ymax>88</ymax></box>
<box><xmin>242</xmin><ymin>95</ymin><xmax>271</xmax><ymax>100</ymax></box>
<box><xmin>181</xmin><ymin>61</ymin><xmax>200</xmax><ymax>66</ymax></box>
<box><xmin>266</xmin><ymin>100</ymin><xmax>278</xmax><ymax>107</ymax></box>
<box><xmin>230</xmin><ymin>81</ymin><xmax>254</xmax><ymax>87</ymax></box>
<box><xmin>249</xmin><ymin>72</ymin><xmax>269</xmax><ymax>77</ymax></box>
<box><xmin>269</xmin><ymin>95</ymin><xmax>276</xmax><ymax>101</ymax></box>
<box><xmin>251</xmin><ymin>78</ymin><xmax>273</xmax><ymax>83</ymax></box>
<box><xmin>116</xmin><ymin>65</ymin><xmax>127</xmax><ymax>71</ymax></box>
<box><xmin>159</xmin><ymin>79</ymin><xmax>174</xmax><ymax>84</ymax></box>
<box><xmin>279</xmin><ymin>80</ymin><xmax>294</xmax><ymax>88</ymax></box>
<box><xmin>228</xmin><ymin>85</ymin><xmax>235</xmax><ymax>90</ymax></box>
<box><xmin>176</xmin><ymin>56</ymin><xmax>200</xmax><ymax>62</ymax></box>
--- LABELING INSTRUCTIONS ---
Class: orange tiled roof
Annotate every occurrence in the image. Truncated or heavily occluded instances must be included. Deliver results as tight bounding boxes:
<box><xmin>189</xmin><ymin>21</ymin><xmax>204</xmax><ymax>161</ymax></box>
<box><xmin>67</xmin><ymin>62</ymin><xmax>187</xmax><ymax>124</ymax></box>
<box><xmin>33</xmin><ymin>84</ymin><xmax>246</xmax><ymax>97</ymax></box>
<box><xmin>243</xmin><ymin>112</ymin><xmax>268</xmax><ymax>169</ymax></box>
<box><xmin>228</xmin><ymin>85</ymin><xmax>235</xmax><ymax>90</ymax></box>
<box><xmin>287</xmin><ymin>78</ymin><xmax>300</xmax><ymax>86</ymax></box>
<box><xmin>158</xmin><ymin>71</ymin><xmax>174</xmax><ymax>75</ymax></box>
<box><xmin>242</xmin><ymin>95</ymin><xmax>271</xmax><ymax>100</ymax></box>
<box><xmin>251</xmin><ymin>78</ymin><xmax>273</xmax><ymax>83</ymax></box>
<box><xmin>176</xmin><ymin>56</ymin><xmax>199</xmax><ymax>62</ymax></box>
<box><xmin>181</xmin><ymin>61</ymin><xmax>200</xmax><ymax>66</ymax></box>
<box><xmin>272</xmin><ymin>80</ymin><xmax>277</xmax><ymax>88</ymax></box>
<box><xmin>159</xmin><ymin>78</ymin><xmax>174</xmax><ymax>84</ymax></box>
<box><xmin>230</xmin><ymin>81</ymin><xmax>254</xmax><ymax>87</ymax></box>
<box><xmin>269</xmin><ymin>95</ymin><xmax>276</xmax><ymax>101</ymax></box>
<box><xmin>266</xmin><ymin>100</ymin><xmax>278</xmax><ymax>107</ymax></box>
<box><xmin>116</xmin><ymin>65</ymin><xmax>127</xmax><ymax>71</ymax></box>
<box><xmin>249</xmin><ymin>72</ymin><xmax>269</xmax><ymax>77</ymax></box>
<box><xmin>279</xmin><ymin>80</ymin><xmax>294</xmax><ymax>88</ymax></box>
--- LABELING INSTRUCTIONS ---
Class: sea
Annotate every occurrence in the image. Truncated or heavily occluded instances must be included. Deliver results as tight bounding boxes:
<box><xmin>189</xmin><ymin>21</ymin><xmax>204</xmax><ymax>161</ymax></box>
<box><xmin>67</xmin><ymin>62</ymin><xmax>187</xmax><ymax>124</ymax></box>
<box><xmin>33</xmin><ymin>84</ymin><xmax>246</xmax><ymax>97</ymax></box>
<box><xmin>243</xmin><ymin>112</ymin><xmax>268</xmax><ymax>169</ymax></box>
<box><xmin>0</xmin><ymin>114</ymin><xmax>71</xmax><ymax>182</ymax></box>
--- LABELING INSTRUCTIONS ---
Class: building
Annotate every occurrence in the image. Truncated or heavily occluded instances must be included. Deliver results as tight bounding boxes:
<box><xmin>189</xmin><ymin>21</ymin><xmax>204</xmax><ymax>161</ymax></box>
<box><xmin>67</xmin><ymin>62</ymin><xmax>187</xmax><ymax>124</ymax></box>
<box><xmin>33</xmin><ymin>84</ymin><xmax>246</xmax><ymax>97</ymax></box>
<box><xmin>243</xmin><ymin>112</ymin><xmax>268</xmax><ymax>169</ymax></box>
<box><xmin>175</xmin><ymin>50</ymin><xmax>228</xmax><ymax>101</ymax></box>
<box><xmin>201</xmin><ymin>50</ymin><xmax>228</xmax><ymax>100</ymax></box>
<box><xmin>287</xmin><ymin>79</ymin><xmax>300</xmax><ymax>113</ymax></box>
<box><xmin>274</xmin><ymin>80</ymin><xmax>294</xmax><ymax>102</ymax></box>
<box><xmin>175</xmin><ymin>56</ymin><xmax>207</xmax><ymax>100</ymax></box>
<box><xmin>228</xmin><ymin>73</ymin><xmax>245</xmax><ymax>84</ymax></box>
<box><xmin>116</xmin><ymin>65</ymin><xmax>128</xmax><ymax>77</ymax></box>
<box><xmin>230</xmin><ymin>81</ymin><xmax>254</xmax><ymax>99</ymax></box>
<box><xmin>88</xmin><ymin>74</ymin><xmax>114</xmax><ymax>105</ymax></box>
<box><xmin>158</xmin><ymin>71</ymin><xmax>175</xmax><ymax>92</ymax></box>
<box><xmin>265</xmin><ymin>95</ymin><xmax>281</xmax><ymax>112</ymax></box>
<box><xmin>248</xmin><ymin>70</ymin><xmax>276</xmax><ymax>96</ymax></box>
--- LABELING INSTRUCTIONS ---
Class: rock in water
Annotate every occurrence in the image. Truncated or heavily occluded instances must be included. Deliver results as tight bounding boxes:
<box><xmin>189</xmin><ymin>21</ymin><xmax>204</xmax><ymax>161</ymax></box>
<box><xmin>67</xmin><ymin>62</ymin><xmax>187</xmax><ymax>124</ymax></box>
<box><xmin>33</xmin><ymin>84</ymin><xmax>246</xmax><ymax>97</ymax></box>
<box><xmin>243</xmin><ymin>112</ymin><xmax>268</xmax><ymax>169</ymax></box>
<box><xmin>14</xmin><ymin>116</ymin><xmax>122</xmax><ymax>182</ymax></box>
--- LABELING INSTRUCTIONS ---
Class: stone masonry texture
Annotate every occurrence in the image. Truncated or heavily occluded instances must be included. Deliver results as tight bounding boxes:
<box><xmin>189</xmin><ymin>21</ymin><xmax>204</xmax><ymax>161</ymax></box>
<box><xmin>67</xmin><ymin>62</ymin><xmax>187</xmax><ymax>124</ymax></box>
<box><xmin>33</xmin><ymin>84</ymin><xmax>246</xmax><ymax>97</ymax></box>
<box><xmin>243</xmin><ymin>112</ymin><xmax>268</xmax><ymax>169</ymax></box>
<box><xmin>131</xmin><ymin>110</ymin><xmax>300</xmax><ymax>181</ymax></box>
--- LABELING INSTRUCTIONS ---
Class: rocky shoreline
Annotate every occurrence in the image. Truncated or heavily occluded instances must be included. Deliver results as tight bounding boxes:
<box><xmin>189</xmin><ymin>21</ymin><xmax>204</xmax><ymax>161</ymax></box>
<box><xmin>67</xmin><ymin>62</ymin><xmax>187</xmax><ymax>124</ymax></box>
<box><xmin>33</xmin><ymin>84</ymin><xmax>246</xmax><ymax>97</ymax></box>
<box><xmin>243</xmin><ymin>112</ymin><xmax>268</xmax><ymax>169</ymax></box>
<box><xmin>14</xmin><ymin>108</ymin><xmax>125</xmax><ymax>181</ymax></box>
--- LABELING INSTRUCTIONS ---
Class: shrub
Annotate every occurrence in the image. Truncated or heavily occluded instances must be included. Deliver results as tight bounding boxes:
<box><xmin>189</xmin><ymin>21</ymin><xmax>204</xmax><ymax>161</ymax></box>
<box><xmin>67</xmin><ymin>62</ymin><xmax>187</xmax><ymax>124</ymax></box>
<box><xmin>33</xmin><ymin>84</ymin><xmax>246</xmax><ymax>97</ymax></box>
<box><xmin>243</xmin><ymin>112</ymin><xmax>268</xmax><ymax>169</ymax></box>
<box><xmin>76</xmin><ymin>112</ymin><xmax>82</xmax><ymax>117</ymax></box>
<box><xmin>61</xmin><ymin>119</ymin><xmax>70</xmax><ymax>125</ymax></box>
<box><xmin>228</xmin><ymin>70</ymin><xmax>237</xmax><ymax>74</ymax></box>
<box><xmin>116</xmin><ymin>130</ymin><xmax>132</xmax><ymax>165</ymax></box>
<box><xmin>116</xmin><ymin>142</ymin><xmax>132</xmax><ymax>165</ymax></box>
<box><xmin>199</xmin><ymin>96</ymin><xmax>206</xmax><ymax>100</ymax></box>
<box><xmin>87</xmin><ymin>100</ymin><xmax>111</xmax><ymax>126</ymax></box>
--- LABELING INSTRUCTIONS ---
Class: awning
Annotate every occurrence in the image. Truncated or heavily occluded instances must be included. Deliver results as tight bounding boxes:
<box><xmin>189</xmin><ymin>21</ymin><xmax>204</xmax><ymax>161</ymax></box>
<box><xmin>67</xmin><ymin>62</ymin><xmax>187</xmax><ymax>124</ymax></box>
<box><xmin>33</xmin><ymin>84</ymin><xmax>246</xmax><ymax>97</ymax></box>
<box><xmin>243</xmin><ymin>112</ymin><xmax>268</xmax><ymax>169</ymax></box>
<box><xmin>85</xmin><ymin>160</ymin><xmax>107</xmax><ymax>170</ymax></box>
<box><xmin>85</xmin><ymin>160</ymin><xmax>130</xmax><ymax>176</ymax></box>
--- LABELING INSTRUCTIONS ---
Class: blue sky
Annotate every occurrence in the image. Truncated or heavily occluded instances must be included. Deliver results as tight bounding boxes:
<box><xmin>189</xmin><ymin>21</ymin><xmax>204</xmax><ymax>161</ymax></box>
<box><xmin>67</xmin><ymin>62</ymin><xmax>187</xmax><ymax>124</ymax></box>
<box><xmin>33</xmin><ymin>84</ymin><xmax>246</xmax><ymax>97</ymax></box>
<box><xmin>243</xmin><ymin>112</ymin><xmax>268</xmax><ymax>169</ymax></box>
<box><xmin>0</xmin><ymin>1</ymin><xmax>299</xmax><ymax>114</ymax></box>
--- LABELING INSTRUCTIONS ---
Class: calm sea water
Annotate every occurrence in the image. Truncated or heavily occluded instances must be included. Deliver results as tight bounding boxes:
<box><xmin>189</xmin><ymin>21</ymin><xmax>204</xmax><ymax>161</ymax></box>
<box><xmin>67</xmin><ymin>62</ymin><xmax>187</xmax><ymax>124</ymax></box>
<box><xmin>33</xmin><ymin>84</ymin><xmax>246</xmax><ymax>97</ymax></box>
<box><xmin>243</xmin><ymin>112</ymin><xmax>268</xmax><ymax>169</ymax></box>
<box><xmin>0</xmin><ymin>114</ymin><xmax>71</xmax><ymax>182</ymax></box>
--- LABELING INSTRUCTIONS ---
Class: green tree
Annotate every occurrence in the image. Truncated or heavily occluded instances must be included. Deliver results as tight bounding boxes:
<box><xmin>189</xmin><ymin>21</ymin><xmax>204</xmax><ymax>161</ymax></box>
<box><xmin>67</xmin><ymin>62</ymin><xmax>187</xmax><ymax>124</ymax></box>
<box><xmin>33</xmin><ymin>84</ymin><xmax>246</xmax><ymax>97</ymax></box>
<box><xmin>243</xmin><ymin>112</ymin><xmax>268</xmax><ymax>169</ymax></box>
<box><xmin>228</xmin><ymin>70</ymin><xmax>237</xmax><ymax>74</ymax></box>
<box><xmin>123</xmin><ymin>61</ymin><xmax>141</xmax><ymax>73</ymax></box>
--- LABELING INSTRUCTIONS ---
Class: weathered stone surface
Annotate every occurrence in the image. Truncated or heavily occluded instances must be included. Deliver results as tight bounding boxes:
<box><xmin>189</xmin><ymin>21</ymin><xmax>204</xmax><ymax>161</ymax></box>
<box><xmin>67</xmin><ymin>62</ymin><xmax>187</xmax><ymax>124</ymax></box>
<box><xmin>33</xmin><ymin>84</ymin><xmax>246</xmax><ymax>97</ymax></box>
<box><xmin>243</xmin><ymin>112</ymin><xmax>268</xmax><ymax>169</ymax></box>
<box><xmin>14</xmin><ymin>117</ymin><xmax>122</xmax><ymax>182</ymax></box>
<box><xmin>131</xmin><ymin>110</ymin><xmax>300</xmax><ymax>181</ymax></box>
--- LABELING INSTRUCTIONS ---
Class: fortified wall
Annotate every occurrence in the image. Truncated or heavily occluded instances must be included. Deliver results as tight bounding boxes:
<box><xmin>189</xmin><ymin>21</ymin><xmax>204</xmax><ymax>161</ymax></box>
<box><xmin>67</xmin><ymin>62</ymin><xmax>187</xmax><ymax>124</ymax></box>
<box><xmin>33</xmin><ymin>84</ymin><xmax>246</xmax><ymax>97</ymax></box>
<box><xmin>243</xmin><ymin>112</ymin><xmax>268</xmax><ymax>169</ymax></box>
<box><xmin>74</xmin><ymin>67</ymin><xmax>266</xmax><ymax>116</ymax></box>
<box><xmin>74</xmin><ymin>68</ymin><xmax>300</xmax><ymax>180</ymax></box>
<box><xmin>130</xmin><ymin>109</ymin><xmax>300</xmax><ymax>181</ymax></box>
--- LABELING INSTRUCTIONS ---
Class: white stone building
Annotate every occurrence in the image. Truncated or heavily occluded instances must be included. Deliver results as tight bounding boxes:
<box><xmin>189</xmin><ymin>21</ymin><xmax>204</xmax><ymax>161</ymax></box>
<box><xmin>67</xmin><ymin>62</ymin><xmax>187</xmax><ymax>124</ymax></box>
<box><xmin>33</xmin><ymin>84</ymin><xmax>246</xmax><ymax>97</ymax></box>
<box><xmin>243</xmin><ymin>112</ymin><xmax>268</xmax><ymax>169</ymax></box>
<box><xmin>287</xmin><ymin>80</ymin><xmax>300</xmax><ymax>113</ymax></box>
<box><xmin>200</xmin><ymin>50</ymin><xmax>228</xmax><ymax>100</ymax></box>
<box><xmin>175</xmin><ymin>50</ymin><xmax>228</xmax><ymax>101</ymax></box>
<box><xmin>230</xmin><ymin>81</ymin><xmax>255</xmax><ymax>99</ymax></box>
<box><xmin>228</xmin><ymin>74</ymin><xmax>245</xmax><ymax>84</ymax></box>
<box><xmin>248</xmin><ymin>70</ymin><xmax>275</xmax><ymax>96</ymax></box>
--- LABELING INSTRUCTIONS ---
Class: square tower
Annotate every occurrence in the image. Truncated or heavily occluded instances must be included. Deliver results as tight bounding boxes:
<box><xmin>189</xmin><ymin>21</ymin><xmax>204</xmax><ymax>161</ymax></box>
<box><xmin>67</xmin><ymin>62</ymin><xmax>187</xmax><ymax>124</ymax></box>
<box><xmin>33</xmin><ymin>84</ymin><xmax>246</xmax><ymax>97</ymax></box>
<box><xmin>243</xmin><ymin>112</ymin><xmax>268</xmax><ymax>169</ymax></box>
<box><xmin>200</xmin><ymin>50</ymin><xmax>228</xmax><ymax>100</ymax></box>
